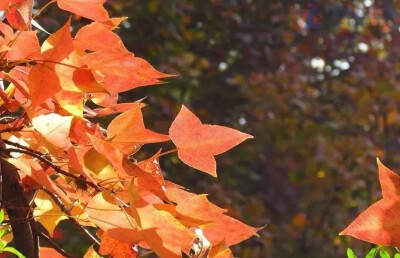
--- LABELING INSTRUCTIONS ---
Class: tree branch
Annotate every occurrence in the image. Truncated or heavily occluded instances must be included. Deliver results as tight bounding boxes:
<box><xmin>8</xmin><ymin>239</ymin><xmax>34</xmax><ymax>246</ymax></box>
<box><xmin>40</xmin><ymin>187</ymin><xmax>101</xmax><ymax>248</ymax></box>
<box><xmin>2</xmin><ymin>147</ymin><xmax>101</xmax><ymax>191</ymax></box>
<box><xmin>36</xmin><ymin>229</ymin><xmax>73</xmax><ymax>258</ymax></box>
<box><xmin>1</xmin><ymin>159</ymin><xmax>38</xmax><ymax>258</ymax></box>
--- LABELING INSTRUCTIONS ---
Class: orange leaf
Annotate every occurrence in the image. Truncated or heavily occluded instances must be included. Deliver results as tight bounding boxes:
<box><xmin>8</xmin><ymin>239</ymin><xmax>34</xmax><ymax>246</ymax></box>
<box><xmin>340</xmin><ymin>159</ymin><xmax>400</xmax><ymax>246</ymax></box>
<box><xmin>169</xmin><ymin>105</ymin><xmax>253</xmax><ymax>176</ymax></box>
<box><xmin>28</xmin><ymin>19</ymin><xmax>104</xmax><ymax>107</ymax></box>
<box><xmin>176</xmin><ymin>194</ymin><xmax>226</xmax><ymax>223</ymax></box>
<box><xmin>57</xmin><ymin>0</ymin><xmax>111</xmax><ymax>23</ymax></box>
<box><xmin>5</xmin><ymin>0</ymin><xmax>33</xmax><ymax>30</ymax></box>
<box><xmin>99</xmin><ymin>232</ymin><xmax>138</xmax><ymax>258</ymax></box>
<box><xmin>40</xmin><ymin>247</ymin><xmax>65</xmax><ymax>258</ymax></box>
<box><xmin>87</xmin><ymin>192</ymin><xmax>143</xmax><ymax>243</ymax></box>
<box><xmin>175</xmin><ymin>195</ymin><xmax>259</xmax><ymax>246</ymax></box>
<box><xmin>129</xmin><ymin>180</ymin><xmax>195</xmax><ymax>257</ymax></box>
<box><xmin>86</xmin><ymin>103</ymin><xmax>146</xmax><ymax>118</ymax></box>
<box><xmin>5</xmin><ymin>31</ymin><xmax>41</xmax><ymax>61</ymax></box>
<box><xmin>82</xmin><ymin>49</ymin><xmax>173</xmax><ymax>94</ymax></box>
<box><xmin>6</xmin><ymin>5</ymin><xmax>26</xmax><ymax>30</ymax></box>
<box><xmin>27</xmin><ymin>18</ymin><xmax>72</xmax><ymax>106</ymax></box>
<box><xmin>200</xmin><ymin>215</ymin><xmax>259</xmax><ymax>247</ymax></box>
<box><xmin>107</xmin><ymin>106</ymin><xmax>169</xmax><ymax>154</ymax></box>
<box><xmin>7</xmin><ymin>157</ymin><xmax>71</xmax><ymax>204</ymax></box>
<box><xmin>75</xmin><ymin>20</ymin><xmax>125</xmax><ymax>52</ymax></box>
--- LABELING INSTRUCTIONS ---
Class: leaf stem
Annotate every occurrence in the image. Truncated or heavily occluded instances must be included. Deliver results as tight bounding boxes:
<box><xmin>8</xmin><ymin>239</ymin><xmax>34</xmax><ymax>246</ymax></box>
<box><xmin>158</xmin><ymin>148</ymin><xmax>177</xmax><ymax>158</ymax></box>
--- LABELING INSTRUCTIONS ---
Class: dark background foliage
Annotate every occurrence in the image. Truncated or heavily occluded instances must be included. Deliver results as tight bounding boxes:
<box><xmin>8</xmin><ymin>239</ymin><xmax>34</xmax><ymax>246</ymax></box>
<box><xmin>35</xmin><ymin>0</ymin><xmax>400</xmax><ymax>257</ymax></box>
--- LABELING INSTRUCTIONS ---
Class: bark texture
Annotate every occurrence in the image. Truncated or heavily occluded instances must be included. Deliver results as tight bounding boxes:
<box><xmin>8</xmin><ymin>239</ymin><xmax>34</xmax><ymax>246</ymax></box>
<box><xmin>1</xmin><ymin>159</ymin><xmax>38</xmax><ymax>258</ymax></box>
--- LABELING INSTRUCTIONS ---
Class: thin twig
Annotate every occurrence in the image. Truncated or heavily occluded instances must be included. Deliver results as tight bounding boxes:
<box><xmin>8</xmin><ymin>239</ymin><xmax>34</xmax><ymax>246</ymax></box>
<box><xmin>0</xmin><ymin>127</ymin><xmax>23</xmax><ymax>134</ymax></box>
<box><xmin>36</xmin><ymin>229</ymin><xmax>73</xmax><ymax>258</ymax></box>
<box><xmin>3</xmin><ymin>139</ymin><xmax>44</xmax><ymax>157</ymax></box>
<box><xmin>41</xmin><ymin>187</ymin><xmax>101</xmax><ymax>248</ymax></box>
<box><xmin>2</xmin><ymin>147</ymin><xmax>101</xmax><ymax>191</ymax></box>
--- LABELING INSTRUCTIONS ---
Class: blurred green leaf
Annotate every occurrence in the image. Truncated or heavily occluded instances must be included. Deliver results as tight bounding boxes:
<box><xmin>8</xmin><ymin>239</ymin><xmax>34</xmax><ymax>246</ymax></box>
<box><xmin>0</xmin><ymin>229</ymin><xmax>9</xmax><ymax>239</ymax></box>
<box><xmin>379</xmin><ymin>250</ymin><xmax>390</xmax><ymax>258</ymax></box>
<box><xmin>2</xmin><ymin>246</ymin><xmax>25</xmax><ymax>258</ymax></box>
<box><xmin>347</xmin><ymin>248</ymin><xmax>358</xmax><ymax>258</ymax></box>
<box><xmin>366</xmin><ymin>248</ymin><xmax>378</xmax><ymax>258</ymax></box>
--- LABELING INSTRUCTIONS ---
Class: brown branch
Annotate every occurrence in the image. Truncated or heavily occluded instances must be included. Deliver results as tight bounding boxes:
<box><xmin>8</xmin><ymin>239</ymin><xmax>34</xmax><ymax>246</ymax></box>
<box><xmin>41</xmin><ymin>187</ymin><xmax>101</xmax><ymax>248</ymax></box>
<box><xmin>36</xmin><ymin>229</ymin><xmax>73</xmax><ymax>258</ymax></box>
<box><xmin>1</xmin><ymin>159</ymin><xmax>38</xmax><ymax>258</ymax></box>
<box><xmin>3</xmin><ymin>140</ymin><xmax>44</xmax><ymax>157</ymax></box>
<box><xmin>0</xmin><ymin>128</ymin><xmax>23</xmax><ymax>134</ymax></box>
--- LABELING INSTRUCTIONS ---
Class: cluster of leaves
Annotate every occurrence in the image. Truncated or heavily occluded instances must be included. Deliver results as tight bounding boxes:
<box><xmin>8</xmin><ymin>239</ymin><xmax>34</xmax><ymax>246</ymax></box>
<box><xmin>87</xmin><ymin>1</ymin><xmax>400</xmax><ymax>257</ymax></box>
<box><xmin>0</xmin><ymin>0</ymin><xmax>258</xmax><ymax>257</ymax></box>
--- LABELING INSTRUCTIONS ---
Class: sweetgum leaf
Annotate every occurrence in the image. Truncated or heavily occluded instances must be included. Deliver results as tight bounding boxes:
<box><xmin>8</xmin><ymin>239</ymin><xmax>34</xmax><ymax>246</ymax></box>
<box><xmin>169</xmin><ymin>105</ymin><xmax>253</xmax><ymax>176</ymax></box>
<box><xmin>341</xmin><ymin>159</ymin><xmax>400</xmax><ymax>246</ymax></box>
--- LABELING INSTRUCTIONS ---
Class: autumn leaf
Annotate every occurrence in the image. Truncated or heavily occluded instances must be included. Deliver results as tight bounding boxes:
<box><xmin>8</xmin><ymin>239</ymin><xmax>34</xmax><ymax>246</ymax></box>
<box><xmin>5</xmin><ymin>30</ymin><xmax>41</xmax><ymax>60</ymax></box>
<box><xmin>56</xmin><ymin>0</ymin><xmax>111</xmax><ymax>23</ymax></box>
<box><xmin>2</xmin><ymin>0</ymin><xmax>32</xmax><ymax>30</ymax></box>
<box><xmin>340</xmin><ymin>159</ymin><xmax>400</xmax><ymax>246</ymax></box>
<box><xmin>99</xmin><ymin>232</ymin><xmax>138</xmax><ymax>258</ymax></box>
<box><xmin>129</xmin><ymin>180</ymin><xmax>195</xmax><ymax>258</ymax></box>
<box><xmin>34</xmin><ymin>190</ymin><xmax>68</xmax><ymax>236</ymax></box>
<box><xmin>31</xmin><ymin>113</ymin><xmax>73</xmax><ymax>150</ymax></box>
<box><xmin>87</xmin><ymin>192</ymin><xmax>143</xmax><ymax>244</ymax></box>
<box><xmin>27</xmin><ymin>18</ymin><xmax>104</xmax><ymax>108</ymax></box>
<box><xmin>169</xmin><ymin>105</ymin><xmax>253</xmax><ymax>176</ymax></box>
<box><xmin>7</xmin><ymin>157</ymin><xmax>71</xmax><ymax>204</ymax></box>
<box><xmin>107</xmin><ymin>105</ymin><xmax>169</xmax><ymax>154</ymax></box>
<box><xmin>0</xmin><ymin>0</ymin><xmax>259</xmax><ymax>256</ymax></box>
<box><xmin>85</xmin><ymin>102</ymin><xmax>144</xmax><ymax>117</ymax></box>
<box><xmin>40</xmin><ymin>247</ymin><xmax>65</xmax><ymax>258</ymax></box>
<box><xmin>175</xmin><ymin>195</ymin><xmax>259</xmax><ymax>246</ymax></box>
<box><xmin>82</xmin><ymin>48</ymin><xmax>173</xmax><ymax>94</ymax></box>
<box><xmin>74</xmin><ymin>20</ymin><xmax>126</xmax><ymax>52</ymax></box>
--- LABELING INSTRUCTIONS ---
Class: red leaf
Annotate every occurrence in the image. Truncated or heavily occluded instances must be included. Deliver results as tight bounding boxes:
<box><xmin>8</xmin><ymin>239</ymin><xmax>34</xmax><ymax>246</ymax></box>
<box><xmin>340</xmin><ymin>159</ymin><xmax>400</xmax><ymax>246</ymax></box>
<box><xmin>169</xmin><ymin>105</ymin><xmax>253</xmax><ymax>176</ymax></box>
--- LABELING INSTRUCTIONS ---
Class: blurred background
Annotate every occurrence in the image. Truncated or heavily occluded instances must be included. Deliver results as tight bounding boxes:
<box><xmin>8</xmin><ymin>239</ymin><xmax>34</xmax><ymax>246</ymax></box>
<box><xmin>36</xmin><ymin>0</ymin><xmax>400</xmax><ymax>257</ymax></box>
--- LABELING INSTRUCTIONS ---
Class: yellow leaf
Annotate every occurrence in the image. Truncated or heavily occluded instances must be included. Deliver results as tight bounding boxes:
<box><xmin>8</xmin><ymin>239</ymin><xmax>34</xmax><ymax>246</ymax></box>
<box><xmin>34</xmin><ymin>190</ymin><xmax>67</xmax><ymax>236</ymax></box>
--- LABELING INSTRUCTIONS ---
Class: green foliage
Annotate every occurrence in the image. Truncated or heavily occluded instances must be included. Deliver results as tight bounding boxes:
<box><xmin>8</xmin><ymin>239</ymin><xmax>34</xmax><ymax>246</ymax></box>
<box><xmin>347</xmin><ymin>248</ymin><xmax>358</xmax><ymax>258</ymax></box>
<box><xmin>366</xmin><ymin>248</ymin><xmax>378</xmax><ymax>258</ymax></box>
<box><xmin>347</xmin><ymin>246</ymin><xmax>400</xmax><ymax>258</ymax></box>
<box><xmin>380</xmin><ymin>250</ymin><xmax>391</xmax><ymax>258</ymax></box>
